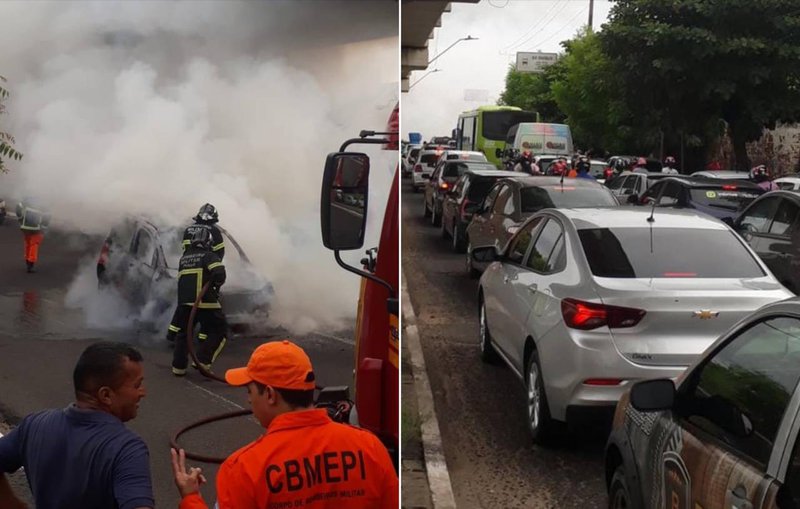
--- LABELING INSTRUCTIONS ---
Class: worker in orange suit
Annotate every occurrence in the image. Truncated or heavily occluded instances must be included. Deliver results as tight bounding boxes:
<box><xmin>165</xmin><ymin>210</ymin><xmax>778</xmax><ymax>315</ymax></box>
<box><xmin>171</xmin><ymin>339</ymin><xmax>398</xmax><ymax>509</ymax></box>
<box><xmin>15</xmin><ymin>199</ymin><xmax>50</xmax><ymax>273</ymax></box>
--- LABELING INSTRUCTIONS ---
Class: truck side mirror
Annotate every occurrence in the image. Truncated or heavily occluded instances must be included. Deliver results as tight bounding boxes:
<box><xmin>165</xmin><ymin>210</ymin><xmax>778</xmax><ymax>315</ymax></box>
<box><xmin>321</xmin><ymin>152</ymin><xmax>370</xmax><ymax>250</ymax></box>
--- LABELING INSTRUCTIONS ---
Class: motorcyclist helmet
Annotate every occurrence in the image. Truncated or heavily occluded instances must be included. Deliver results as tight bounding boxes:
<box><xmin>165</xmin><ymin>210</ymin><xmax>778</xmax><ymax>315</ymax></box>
<box><xmin>750</xmin><ymin>165</ymin><xmax>769</xmax><ymax>182</ymax></box>
<box><xmin>189</xmin><ymin>226</ymin><xmax>213</xmax><ymax>251</ymax></box>
<box><xmin>636</xmin><ymin>157</ymin><xmax>647</xmax><ymax>167</ymax></box>
<box><xmin>664</xmin><ymin>156</ymin><xmax>676</xmax><ymax>165</ymax></box>
<box><xmin>195</xmin><ymin>203</ymin><xmax>219</xmax><ymax>224</ymax></box>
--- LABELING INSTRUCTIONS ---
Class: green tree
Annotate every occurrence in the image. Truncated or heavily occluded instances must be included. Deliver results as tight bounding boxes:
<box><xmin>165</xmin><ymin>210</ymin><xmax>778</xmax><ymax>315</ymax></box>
<box><xmin>498</xmin><ymin>62</ymin><xmax>565</xmax><ymax>123</ymax></box>
<box><xmin>601</xmin><ymin>0</ymin><xmax>800</xmax><ymax>170</ymax></box>
<box><xmin>550</xmin><ymin>28</ymin><xmax>649</xmax><ymax>154</ymax></box>
<box><xmin>0</xmin><ymin>76</ymin><xmax>23</xmax><ymax>173</ymax></box>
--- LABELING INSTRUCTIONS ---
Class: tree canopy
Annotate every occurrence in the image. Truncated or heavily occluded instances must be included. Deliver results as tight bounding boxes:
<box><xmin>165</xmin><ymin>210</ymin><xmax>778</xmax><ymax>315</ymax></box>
<box><xmin>0</xmin><ymin>76</ymin><xmax>23</xmax><ymax>173</ymax></box>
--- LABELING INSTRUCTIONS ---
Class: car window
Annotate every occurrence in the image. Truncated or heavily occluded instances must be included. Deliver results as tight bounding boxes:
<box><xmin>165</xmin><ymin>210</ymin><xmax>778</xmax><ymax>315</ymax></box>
<box><xmin>606</xmin><ymin>176</ymin><xmax>623</xmax><ymax>190</ymax></box>
<box><xmin>503</xmin><ymin>189</ymin><xmax>517</xmax><ymax>216</ymax></box>
<box><xmin>689</xmin><ymin>187</ymin><xmax>762</xmax><ymax>212</ymax></box>
<box><xmin>133</xmin><ymin>229</ymin><xmax>155</xmax><ymax>263</ymax></box>
<box><xmin>739</xmin><ymin>197</ymin><xmax>781</xmax><ymax>234</ymax></box>
<box><xmin>520</xmin><ymin>186</ymin><xmax>618</xmax><ymax>213</ymax></box>
<box><xmin>769</xmin><ymin>199</ymin><xmax>800</xmax><ymax>236</ymax></box>
<box><xmin>493</xmin><ymin>185</ymin><xmax>512</xmax><ymax>214</ymax></box>
<box><xmin>507</xmin><ymin>217</ymin><xmax>543</xmax><ymax>264</ymax></box>
<box><xmin>526</xmin><ymin>219</ymin><xmax>565</xmax><ymax>273</ymax></box>
<box><xmin>681</xmin><ymin>316</ymin><xmax>800</xmax><ymax>466</ymax></box>
<box><xmin>658</xmin><ymin>181</ymin><xmax>683</xmax><ymax>206</ymax></box>
<box><xmin>642</xmin><ymin>181</ymin><xmax>664</xmax><ymax>202</ymax></box>
<box><xmin>443</xmin><ymin>162</ymin><xmax>468</xmax><ymax>179</ymax></box>
<box><xmin>777</xmin><ymin>182</ymin><xmax>797</xmax><ymax>190</ymax></box>
<box><xmin>468</xmin><ymin>178</ymin><xmax>500</xmax><ymax>202</ymax></box>
<box><xmin>452</xmin><ymin>176</ymin><xmax>467</xmax><ymax>198</ymax></box>
<box><xmin>482</xmin><ymin>184</ymin><xmax>502</xmax><ymax>212</ymax></box>
<box><xmin>578</xmin><ymin>227</ymin><xmax>765</xmax><ymax>278</ymax></box>
<box><xmin>621</xmin><ymin>175</ymin><xmax>638</xmax><ymax>193</ymax></box>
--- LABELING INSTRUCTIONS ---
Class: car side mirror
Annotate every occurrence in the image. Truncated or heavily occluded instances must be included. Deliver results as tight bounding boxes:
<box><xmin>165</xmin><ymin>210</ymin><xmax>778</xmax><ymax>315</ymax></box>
<box><xmin>471</xmin><ymin>246</ymin><xmax>500</xmax><ymax>263</ymax></box>
<box><xmin>630</xmin><ymin>379</ymin><xmax>675</xmax><ymax>411</ymax></box>
<box><xmin>320</xmin><ymin>152</ymin><xmax>369</xmax><ymax>250</ymax></box>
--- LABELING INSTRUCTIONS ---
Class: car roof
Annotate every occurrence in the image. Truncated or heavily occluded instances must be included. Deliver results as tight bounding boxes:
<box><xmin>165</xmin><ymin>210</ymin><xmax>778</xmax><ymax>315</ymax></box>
<box><xmin>691</xmin><ymin>170</ymin><xmax>750</xmax><ymax>178</ymax></box>
<box><xmin>775</xmin><ymin>176</ymin><xmax>800</xmax><ymax>182</ymax></box>
<box><xmin>503</xmin><ymin>176</ymin><xmax>606</xmax><ymax>189</ymax></box>
<box><xmin>617</xmin><ymin>171</ymin><xmax>669</xmax><ymax>178</ymax></box>
<box><xmin>550</xmin><ymin>207</ymin><xmax>729</xmax><ymax>230</ymax></box>
<box><xmin>654</xmin><ymin>175</ymin><xmax>762</xmax><ymax>189</ymax></box>
<box><xmin>465</xmin><ymin>169</ymin><xmax>518</xmax><ymax>178</ymax></box>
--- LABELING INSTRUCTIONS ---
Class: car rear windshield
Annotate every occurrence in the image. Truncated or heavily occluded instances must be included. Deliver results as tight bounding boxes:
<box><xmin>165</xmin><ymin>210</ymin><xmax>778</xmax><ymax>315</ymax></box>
<box><xmin>482</xmin><ymin>110</ymin><xmax>538</xmax><ymax>140</ymax></box>
<box><xmin>520</xmin><ymin>186</ymin><xmax>618</xmax><ymax>213</ymax></box>
<box><xmin>467</xmin><ymin>178</ymin><xmax>502</xmax><ymax>200</ymax></box>
<box><xmin>410</xmin><ymin>149</ymin><xmax>420</xmax><ymax>158</ymax></box>
<box><xmin>689</xmin><ymin>188</ymin><xmax>761</xmax><ymax>211</ymax></box>
<box><xmin>578</xmin><ymin>227</ymin><xmax>765</xmax><ymax>278</ymax></box>
<box><xmin>420</xmin><ymin>154</ymin><xmax>440</xmax><ymax>166</ymax></box>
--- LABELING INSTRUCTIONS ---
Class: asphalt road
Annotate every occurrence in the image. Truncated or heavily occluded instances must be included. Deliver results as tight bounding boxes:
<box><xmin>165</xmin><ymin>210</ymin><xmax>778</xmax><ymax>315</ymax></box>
<box><xmin>402</xmin><ymin>179</ymin><xmax>608</xmax><ymax>508</ymax></box>
<box><xmin>0</xmin><ymin>219</ymin><xmax>356</xmax><ymax>506</ymax></box>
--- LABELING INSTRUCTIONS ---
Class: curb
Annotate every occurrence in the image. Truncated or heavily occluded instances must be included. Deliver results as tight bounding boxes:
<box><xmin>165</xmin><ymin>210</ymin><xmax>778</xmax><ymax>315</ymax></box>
<box><xmin>402</xmin><ymin>272</ymin><xmax>457</xmax><ymax>509</ymax></box>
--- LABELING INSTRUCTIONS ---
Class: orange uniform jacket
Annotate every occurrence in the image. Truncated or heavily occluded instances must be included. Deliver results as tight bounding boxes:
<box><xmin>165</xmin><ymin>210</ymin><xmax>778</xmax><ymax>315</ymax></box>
<box><xmin>180</xmin><ymin>409</ymin><xmax>398</xmax><ymax>509</ymax></box>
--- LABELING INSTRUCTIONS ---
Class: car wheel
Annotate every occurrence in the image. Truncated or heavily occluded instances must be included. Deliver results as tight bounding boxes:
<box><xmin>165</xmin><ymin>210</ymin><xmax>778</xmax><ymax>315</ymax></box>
<box><xmin>608</xmin><ymin>465</ymin><xmax>633</xmax><ymax>509</ymax></box>
<box><xmin>466</xmin><ymin>240</ymin><xmax>479</xmax><ymax>279</ymax></box>
<box><xmin>452</xmin><ymin>222</ymin><xmax>466</xmax><ymax>253</ymax></box>
<box><xmin>440</xmin><ymin>211</ymin><xmax>449</xmax><ymax>238</ymax></box>
<box><xmin>526</xmin><ymin>350</ymin><xmax>556</xmax><ymax>445</ymax></box>
<box><xmin>423</xmin><ymin>195</ymin><xmax>431</xmax><ymax>217</ymax></box>
<box><xmin>479</xmin><ymin>298</ymin><xmax>498</xmax><ymax>363</ymax></box>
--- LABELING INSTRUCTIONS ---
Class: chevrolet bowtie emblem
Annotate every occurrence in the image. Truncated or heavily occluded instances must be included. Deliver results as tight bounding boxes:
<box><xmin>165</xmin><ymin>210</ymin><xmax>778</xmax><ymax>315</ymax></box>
<box><xmin>693</xmin><ymin>310</ymin><xmax>720</xmax><ymax>319</ymax></box>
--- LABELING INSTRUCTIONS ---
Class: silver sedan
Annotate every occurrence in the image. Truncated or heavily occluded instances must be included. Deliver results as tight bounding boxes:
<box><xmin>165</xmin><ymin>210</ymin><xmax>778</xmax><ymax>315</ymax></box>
<box><xmin>475</xmin><ymin>207</ymin><xmax>793</xmax><ymax>444</ymax></box>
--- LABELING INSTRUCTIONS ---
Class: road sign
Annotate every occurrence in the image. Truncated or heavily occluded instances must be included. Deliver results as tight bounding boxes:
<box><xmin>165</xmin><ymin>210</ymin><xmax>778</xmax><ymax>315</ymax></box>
<box><xmin>516</xmin><ymin>52</ymin><xmax>559</xmax><ymax>73</ymax></box>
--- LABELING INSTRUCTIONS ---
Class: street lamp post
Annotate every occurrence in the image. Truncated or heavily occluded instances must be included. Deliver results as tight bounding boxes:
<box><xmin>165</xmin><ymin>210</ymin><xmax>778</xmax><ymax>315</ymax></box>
<box><xmin>427</xmin><ymin>35</ymin><xmax>478</xmax><ymax>65</ymax></box>
<box><xmin>408</xmin><ymin>68</ymin><xmax>442</xmax><ymax>90</ymax></box>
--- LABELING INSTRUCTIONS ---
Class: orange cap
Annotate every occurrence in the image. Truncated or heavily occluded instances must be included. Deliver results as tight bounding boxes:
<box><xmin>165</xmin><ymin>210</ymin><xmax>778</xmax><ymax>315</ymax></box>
<box><xmin>225</xmin><ymin>340</ymin><xmax>316</xmax><ymax>390</ymax></box>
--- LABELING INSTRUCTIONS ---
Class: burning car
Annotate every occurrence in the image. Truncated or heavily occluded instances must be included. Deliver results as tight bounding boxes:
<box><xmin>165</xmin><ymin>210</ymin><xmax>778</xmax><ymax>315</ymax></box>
<box><xmin>96</xmin><ymin>217</ymin><xmax>274</xmax><ymax>329</ymax></box>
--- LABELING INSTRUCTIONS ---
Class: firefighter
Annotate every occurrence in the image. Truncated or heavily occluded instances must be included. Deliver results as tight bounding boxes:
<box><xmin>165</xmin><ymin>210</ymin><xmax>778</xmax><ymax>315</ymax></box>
<box><xmin>15</xmin><ymin>198</ymin><xmax>50</xmax><ymax>273</ymax></box>
<box><xmin>170</xmin><ymin>340</ymin><xmax>399</xmax><ymax>509</ymax></box>
<box><xmin>182</xmin><ymin>203</ymin><xmax>225</xmax><ymax>261</ymax></box>
<box><xmin>168</xmin><ymin>227</ymin><xmax>228</xmax><ymax>376</ymax></box>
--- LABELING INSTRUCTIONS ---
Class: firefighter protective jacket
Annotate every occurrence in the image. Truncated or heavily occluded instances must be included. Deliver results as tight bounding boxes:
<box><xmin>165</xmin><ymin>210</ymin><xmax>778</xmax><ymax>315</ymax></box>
<box><xmin>178</xmin><ymin>409</ymin><xmax>398</xmax><ymax>509</ymax></box>
<box><xmin>15</xmin><ymin>203</ymin><xmax>50</xmax><ymax>232</ymax></box>
<box><xmin>177</xmin><ymin>246</ymin><xmax>226</xmax><ymax>308</ymax></box>
<box><xmin>182</xmin><ymin>223</ymin><xmax>225</xmax><ymax>260</ymax></box>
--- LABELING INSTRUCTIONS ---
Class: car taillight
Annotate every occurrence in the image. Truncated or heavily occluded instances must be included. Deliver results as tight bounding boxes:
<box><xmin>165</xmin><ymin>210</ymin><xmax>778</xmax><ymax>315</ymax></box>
<box><xmin>439</xmin><ymin>182</ymin><xmax>449</xmax><ymax>191</ymax></box>
<box><xmin>98</xmin><ymin>242</ymin><xmax>110</xmax><ymax>265</ymax></box>
<box><xmin>561</xmin><ymin>298</ymin><xmax>645</xmax><ymax>330</ymax></box>
<box><xmin>460</xmin><ymin>198</ymin><xmax>471</xmax><ymax>218</ymax></box>
<box><xmin>414</xmin><ymin>164</ymin><xmax>422</xmax><ymax>173</ymax></box>
<box><xmin>722</xmin><ymin>184</ymin><xmax>737</xmax><ymax>190</ymax></box>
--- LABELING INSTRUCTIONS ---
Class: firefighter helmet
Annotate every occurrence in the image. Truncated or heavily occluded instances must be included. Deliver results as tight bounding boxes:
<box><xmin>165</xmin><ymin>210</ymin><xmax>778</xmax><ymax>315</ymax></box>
<box><xmin>189</xmin><ymin>226</ymin><xmax>213</xmax><ymax>251</ymax></box>
<box><xmin>195</xmin><ymin>203</ymin><xmax>219</xmax><ymax>223</ymax></box>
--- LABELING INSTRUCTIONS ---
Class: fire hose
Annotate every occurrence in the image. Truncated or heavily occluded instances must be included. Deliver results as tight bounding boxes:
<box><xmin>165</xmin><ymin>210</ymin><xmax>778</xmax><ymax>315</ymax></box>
<box><xmin>169</xmin><ymin>282</ymin><xmax>353</xmax><ymax>464</ymax></box>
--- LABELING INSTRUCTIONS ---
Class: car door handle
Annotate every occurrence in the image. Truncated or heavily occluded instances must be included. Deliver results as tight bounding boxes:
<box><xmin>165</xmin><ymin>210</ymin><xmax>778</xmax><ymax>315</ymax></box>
<box><xmin>730</xmin><ymin>485</ymin><xmax>753</xmax><ymax>509</ymax></box>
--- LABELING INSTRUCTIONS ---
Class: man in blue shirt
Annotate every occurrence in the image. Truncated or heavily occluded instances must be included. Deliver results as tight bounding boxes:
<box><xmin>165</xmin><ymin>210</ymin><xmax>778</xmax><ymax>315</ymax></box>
<box><xmin>0</xmin><ymin>342</ymin><xmax>154</xmax><ymax>509</ymax></box>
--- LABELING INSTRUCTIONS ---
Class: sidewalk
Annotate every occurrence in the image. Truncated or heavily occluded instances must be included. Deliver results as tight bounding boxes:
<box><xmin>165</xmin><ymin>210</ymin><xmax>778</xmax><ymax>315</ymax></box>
<box><xmin>401</xmin><ymin>273</ymin><xmax>456</xmax><ymax>509</ymax></box>
<box><xmin>401</xmin><ymin>338</ymin><xmax>433</xmax><ymax>509</ymax></box>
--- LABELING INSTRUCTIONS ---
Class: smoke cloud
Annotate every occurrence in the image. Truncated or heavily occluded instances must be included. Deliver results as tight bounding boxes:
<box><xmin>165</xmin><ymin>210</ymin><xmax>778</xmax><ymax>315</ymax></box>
<box><xmin>0</xmin><ymin>1</ymin><xmax>398</xmax><ymax>334</ymax></box>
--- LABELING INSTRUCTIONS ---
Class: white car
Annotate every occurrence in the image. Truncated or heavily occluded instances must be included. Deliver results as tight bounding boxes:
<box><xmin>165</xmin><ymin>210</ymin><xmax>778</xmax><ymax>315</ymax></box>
<box><xmin>411</xmin><ymin>148</ymin><xmax>443</xmax><ymax>192</ymax></box>
<box><xmin>436</xmin><ymin>150</ymin><xmax>488</xmax><ymax>164</ymax></box>
<box><xmin>475</xmin><ymin>207</ymin><xmax>792</xmax><ymax>444</ymax></box>
<box><xmin>775</xmin><ymin>176</ymin><xmax>800</xmax><ymax>190</ymax></box>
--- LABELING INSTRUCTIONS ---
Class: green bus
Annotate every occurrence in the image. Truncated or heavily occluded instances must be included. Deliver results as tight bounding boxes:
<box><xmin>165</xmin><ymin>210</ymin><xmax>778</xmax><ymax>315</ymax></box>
<box><xmin>455</xmin><ymin>106</ymin><xmax>540</xmax><ymax>167</ymax></box>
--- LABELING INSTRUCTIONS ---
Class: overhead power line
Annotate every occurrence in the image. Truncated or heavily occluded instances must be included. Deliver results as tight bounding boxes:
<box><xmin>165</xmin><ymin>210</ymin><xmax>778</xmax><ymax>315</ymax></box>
<box><xmin>526</xmin><ymin>6</ymin><xmax>590</xmax><ymax>50</ymax></box>
<box><xmin>501</xmin><ymin>0</ymin><xmax>566</xmax><ymax>53</ymax></box>
<box><xmin>507</xmin><ymin>0</ymin><xmax>571</xmax><ymax>53</ymax></box>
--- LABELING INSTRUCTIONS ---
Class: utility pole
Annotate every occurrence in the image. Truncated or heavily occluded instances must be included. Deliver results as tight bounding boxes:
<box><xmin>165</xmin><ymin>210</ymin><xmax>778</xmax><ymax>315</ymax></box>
<box><xmin>588</xmin><ymin>0</ymin><xmax>594</xmax><ymax>29</ymax></box>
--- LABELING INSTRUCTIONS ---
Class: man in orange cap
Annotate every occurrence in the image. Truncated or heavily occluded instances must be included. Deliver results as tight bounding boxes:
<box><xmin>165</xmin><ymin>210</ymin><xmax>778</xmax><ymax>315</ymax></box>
<box><xmin>171</xmin><ymin>339</ymin><xmax>398</xmax><ymax>509</ymax></box>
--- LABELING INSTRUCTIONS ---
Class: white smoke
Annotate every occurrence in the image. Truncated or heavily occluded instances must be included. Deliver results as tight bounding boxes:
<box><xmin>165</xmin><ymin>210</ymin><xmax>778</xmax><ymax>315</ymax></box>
<box><xmin>0</xmin><ymin>1</ymin><xmax>398</xmax><ymax>334</ymax></box>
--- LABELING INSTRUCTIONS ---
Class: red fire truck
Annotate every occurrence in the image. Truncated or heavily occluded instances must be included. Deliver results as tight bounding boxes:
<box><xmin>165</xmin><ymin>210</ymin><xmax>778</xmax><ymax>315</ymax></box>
<box><xmin>320</xmin><ymin>105</ymin><xmax>399</xmax><ymax>461</ymax></box>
